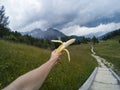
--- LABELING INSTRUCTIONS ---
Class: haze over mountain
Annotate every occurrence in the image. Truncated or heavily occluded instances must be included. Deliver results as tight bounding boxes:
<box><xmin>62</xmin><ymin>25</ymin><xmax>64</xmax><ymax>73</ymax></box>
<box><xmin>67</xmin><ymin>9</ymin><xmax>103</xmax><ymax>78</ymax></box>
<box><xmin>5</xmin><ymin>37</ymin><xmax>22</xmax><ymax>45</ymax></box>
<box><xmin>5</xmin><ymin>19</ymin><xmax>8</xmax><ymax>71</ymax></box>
<box><xmin>22</xmin><ymin>27</ymin><xmax>120</xmax><ymax>40</ymax></box>
<box><xmin>1</xmin><ymin>0</ymin><xmax>120</xmax><ymax>36</ymax></box>
<box><xmin>22</xmin><ymin>28</ymin><xmax>66</xmax><ymax>40</ymax></box>
<box><xmin>98</xmin><ymin>29</ymin><xmax>120</xmax><ymax>39</ymax></box>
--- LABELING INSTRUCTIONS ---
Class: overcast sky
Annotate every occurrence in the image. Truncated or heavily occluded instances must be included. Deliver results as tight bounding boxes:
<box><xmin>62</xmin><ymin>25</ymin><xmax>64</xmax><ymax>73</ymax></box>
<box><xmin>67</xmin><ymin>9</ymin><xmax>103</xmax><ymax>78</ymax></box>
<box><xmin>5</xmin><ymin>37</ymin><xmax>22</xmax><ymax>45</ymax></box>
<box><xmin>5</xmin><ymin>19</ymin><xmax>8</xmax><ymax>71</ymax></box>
<box><xmin>1</xmin><ymin>0</ymin><xmax>120</xmax><ymax>36</ymax></box>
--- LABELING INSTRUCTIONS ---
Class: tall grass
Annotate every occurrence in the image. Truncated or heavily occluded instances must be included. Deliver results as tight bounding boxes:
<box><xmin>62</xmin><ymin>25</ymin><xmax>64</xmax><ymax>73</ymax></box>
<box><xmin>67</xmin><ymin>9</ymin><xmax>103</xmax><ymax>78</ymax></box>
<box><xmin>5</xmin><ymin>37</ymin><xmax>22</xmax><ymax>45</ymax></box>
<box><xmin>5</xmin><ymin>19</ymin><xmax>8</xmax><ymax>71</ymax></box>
<box><xmin>0</xmin><ymin>40</ymin><xmax>97</xmax><ymax>90</ymax></box>
<box><xmin>94</xmin><ymin>36</ymin><xmax>120</xmax><ymax>75</ymax></box>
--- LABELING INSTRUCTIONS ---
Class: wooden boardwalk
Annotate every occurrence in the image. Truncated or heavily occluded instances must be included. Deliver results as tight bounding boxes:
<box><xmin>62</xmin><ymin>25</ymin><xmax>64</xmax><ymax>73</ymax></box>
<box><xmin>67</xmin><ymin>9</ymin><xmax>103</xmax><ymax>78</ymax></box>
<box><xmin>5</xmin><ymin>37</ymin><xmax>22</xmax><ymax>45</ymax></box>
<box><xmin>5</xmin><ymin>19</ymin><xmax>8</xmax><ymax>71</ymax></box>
<box><xmin>79</xmin><ymin>46</ymin><xmax>120</xmax><ymax>90</ymax></box>
<box><xmin>89</xmin><ymin>67</ymin><xmax>120</xmax><ymax>90</ymax></box>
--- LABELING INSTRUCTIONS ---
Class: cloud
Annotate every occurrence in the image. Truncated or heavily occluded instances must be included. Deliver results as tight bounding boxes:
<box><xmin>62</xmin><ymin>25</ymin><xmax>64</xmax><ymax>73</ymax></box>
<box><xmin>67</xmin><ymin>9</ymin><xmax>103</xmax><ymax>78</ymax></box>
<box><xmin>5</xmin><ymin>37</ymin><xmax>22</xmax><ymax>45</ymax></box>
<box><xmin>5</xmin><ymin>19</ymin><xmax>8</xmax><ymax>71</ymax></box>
<box><xmin>1</xmin><ymin>0</ymin><xmax>120</xmax><ymax>34</ymax></box>
<box><xmin>1</xmin><ymin>0</ymin><xmax>43</xmax><ymax>30</ymax></box>
<box><xmin>18</xmin><ymin>20</ymin><xmax>48</xmax><ymax>32</ymax></box>
<box><xmin>61</xmin><ymin>22</ymin><xmax>120</xmax><ymax>36</ymax></box>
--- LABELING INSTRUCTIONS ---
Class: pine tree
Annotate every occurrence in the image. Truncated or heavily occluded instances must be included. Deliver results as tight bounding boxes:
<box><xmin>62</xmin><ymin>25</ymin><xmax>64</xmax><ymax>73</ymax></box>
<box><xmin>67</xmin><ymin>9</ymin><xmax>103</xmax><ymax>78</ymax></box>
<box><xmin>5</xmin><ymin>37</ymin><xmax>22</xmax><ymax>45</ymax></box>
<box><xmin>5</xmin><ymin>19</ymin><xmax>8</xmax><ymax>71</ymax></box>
<box><xmin>0</xmin><ymin>5</ymin><xmax>10</xmax><ymax>37</ymax></box>
<box><xmin>92</xmin><ymin>36</ymin><xmax>99</xmax><ymax>45</ymax></box>
<box><xmin>81</xmin><ymin>36</ymin><xmax>88</xmax><ymax>44</ymax></box>
<box><xmin>0</xmin><ymin>5</ymin><xmax>9</xmax><ymax>27</ymax></box>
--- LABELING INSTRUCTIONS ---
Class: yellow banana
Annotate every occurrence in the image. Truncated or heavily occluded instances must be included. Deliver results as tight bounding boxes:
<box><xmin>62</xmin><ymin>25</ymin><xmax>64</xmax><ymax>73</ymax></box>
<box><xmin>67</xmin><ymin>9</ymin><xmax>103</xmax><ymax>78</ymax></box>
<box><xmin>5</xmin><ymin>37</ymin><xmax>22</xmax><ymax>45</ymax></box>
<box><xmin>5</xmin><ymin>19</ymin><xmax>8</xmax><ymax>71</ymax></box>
<box><xmin>51</xmin><ymin>39</ymin><xmax>76</xmax><ymax>62</ymax></box>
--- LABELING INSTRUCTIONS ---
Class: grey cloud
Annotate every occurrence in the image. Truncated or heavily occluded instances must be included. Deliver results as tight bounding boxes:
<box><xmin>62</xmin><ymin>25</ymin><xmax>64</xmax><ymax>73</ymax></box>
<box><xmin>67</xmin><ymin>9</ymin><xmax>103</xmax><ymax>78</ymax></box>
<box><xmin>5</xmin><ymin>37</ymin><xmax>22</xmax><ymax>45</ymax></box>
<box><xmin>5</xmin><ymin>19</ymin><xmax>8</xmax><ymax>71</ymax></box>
<box><xmin>1</xmin><ymin>0</ymin><xmax>120</xmax><ymax>31</ymax></box>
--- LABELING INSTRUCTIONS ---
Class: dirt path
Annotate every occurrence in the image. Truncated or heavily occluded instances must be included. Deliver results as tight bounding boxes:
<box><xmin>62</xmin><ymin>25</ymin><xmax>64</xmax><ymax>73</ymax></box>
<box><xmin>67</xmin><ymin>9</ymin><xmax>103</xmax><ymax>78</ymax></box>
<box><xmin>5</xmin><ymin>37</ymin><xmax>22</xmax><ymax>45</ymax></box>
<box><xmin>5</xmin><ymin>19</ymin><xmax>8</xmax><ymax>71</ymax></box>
<box><xmin>89</xmin><ymin>46</ymin><xmax>120</xmax><ymax>90</ymax></box>
<box><xmin>79</xmin><ymin>46</ymin><xmax>120</xmax><ymax>90</ymax></box>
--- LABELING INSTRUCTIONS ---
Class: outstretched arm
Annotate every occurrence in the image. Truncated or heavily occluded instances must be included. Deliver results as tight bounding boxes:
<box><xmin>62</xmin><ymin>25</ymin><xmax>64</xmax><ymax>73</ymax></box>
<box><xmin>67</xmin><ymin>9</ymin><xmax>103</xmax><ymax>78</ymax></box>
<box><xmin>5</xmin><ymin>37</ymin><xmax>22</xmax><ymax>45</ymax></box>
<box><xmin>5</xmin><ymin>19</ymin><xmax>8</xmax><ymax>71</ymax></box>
<box><xmin>3</xmin><ymin>50</ymin><xmax>62</xmax><ymax>90</ymax></box>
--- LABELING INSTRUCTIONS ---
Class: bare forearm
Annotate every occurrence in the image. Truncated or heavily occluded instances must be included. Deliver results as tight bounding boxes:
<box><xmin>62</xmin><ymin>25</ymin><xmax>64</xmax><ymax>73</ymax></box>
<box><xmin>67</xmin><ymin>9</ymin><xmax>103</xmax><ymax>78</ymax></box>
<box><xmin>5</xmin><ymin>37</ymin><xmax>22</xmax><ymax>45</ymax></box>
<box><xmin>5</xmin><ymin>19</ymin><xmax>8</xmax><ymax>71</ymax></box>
<box><xmin>3</xmin><ymin>59</ymin><xmax>57</xmax><ymax>90</ymax></box>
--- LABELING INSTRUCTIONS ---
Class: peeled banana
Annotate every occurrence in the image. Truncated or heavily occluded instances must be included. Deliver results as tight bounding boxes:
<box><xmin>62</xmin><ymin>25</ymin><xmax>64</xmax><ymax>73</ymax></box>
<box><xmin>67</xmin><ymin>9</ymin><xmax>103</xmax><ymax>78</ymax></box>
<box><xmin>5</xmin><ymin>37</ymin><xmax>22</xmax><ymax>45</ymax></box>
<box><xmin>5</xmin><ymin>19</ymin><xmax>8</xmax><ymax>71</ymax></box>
<box><xmin>51</xmin><ymin>39</ymin><xmax>76</xmax><ymax>62</ymax></box>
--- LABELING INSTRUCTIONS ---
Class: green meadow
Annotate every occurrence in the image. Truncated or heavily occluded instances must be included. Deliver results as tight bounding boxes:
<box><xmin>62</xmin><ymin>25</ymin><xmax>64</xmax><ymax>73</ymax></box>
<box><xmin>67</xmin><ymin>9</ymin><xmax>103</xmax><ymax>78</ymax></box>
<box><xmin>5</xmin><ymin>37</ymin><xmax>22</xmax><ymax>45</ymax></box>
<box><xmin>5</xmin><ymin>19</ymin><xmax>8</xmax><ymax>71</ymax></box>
<box><xmin>0</xmin><ymin>40</ymin><xmax>97</xmax><ymax>90</ymax></box>
<box><xmin>94</xmin><ymin>36</ymin><xmax>120</xmax><ymax>75</ymax></box>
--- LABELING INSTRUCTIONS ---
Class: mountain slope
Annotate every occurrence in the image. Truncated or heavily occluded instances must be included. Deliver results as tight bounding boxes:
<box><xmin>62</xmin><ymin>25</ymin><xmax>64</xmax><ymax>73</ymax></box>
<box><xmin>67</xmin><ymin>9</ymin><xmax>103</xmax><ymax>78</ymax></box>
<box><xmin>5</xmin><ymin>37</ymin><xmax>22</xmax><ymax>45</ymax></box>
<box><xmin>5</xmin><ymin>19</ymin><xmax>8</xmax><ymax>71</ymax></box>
<box><xmin>99</xmin><ymin>29</ymin><xmax>120</xmax><ymax>40</ymax></box>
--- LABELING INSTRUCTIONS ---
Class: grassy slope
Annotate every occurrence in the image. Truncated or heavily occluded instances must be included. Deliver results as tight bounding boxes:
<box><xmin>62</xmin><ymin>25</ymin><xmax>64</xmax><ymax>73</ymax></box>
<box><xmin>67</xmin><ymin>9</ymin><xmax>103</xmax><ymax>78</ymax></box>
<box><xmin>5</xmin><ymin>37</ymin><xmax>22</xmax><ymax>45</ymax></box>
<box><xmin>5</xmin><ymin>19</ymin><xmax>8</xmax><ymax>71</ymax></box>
<box><xmin>0</xmin><ymin>40</ymin><xmax>97</xmax><ymax>90</ymax></box>
<box><xmin>94</xmin><ymin>36</ymin><xmax>120</xmax><ymax>75</ymax></box>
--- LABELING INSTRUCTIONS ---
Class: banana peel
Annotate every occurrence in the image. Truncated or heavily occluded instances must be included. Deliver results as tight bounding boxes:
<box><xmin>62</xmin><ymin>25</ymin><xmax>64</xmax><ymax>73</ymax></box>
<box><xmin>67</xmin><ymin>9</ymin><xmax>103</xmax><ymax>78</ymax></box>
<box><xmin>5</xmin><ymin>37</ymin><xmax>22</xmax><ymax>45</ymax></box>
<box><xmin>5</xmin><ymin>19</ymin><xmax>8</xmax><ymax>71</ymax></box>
<box><xmin>51</xmin><ymin>39</ymin><xmax>76</xmax><ymax>62</ymax></box>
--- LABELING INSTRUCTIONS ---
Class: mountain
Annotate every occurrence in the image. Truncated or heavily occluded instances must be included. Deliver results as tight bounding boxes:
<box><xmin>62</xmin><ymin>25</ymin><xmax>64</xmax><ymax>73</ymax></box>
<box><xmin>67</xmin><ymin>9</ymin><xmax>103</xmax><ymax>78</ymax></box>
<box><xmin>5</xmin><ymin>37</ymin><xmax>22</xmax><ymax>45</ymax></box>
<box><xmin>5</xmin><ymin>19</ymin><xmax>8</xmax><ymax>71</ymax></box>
<box><xmin>98</xmin><ymin>29</ymin><xmax>120</xmax><ymax>40</ymax></box>
<box><xmin>84</xmin><ymin>28</ymin><xmax>120</xmax><ymax>38</ymax></box>
<box><xmin>85</xmin><ymin>31</ymin><xmax>104</xmax><ymax>38</ymax></box>
<box><xmin>22</xmin><ymin>28</ymin><xmax>66</xmax><ymax>40</ymax></box>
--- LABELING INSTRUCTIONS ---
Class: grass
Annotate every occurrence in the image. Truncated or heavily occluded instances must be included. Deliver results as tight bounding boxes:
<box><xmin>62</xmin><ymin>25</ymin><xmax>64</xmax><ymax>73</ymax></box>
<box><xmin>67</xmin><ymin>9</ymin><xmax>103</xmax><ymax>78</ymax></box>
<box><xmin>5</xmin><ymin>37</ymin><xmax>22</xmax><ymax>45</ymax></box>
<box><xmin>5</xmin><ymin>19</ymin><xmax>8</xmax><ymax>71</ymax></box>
<box><xmin>0</xmin><ymin>40</ymin><xmax>97</xmax><ymax>90</ymax></box>
<box><xmin>94</xmin><ymin>36</ymin><xmax>120</xmax><ymax>75</ymax></box>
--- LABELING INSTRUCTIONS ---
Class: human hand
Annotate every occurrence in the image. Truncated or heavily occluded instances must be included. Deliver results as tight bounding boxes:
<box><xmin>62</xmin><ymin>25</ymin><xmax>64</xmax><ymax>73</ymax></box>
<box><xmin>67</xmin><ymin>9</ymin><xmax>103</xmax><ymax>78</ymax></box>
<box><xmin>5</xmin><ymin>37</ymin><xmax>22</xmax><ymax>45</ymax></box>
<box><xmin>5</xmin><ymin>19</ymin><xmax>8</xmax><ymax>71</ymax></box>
<box><xmin>49</xmin><ymin>50</ymin><xmax>62</xmax><ymax>62</ymax></box>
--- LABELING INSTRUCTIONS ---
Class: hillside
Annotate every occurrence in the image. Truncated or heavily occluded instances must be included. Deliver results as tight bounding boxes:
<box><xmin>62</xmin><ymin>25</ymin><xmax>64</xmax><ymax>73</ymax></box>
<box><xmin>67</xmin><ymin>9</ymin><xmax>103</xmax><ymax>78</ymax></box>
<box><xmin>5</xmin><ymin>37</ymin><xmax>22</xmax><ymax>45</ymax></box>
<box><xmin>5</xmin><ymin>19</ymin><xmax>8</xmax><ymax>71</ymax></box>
<box><xmin>94</xmin><ymin>36</ymin><xmax>120</xmax><ymax>75</ymax></box>
<box><xmin>99</xmin><ymin>29</ymin><xmax>120</xmax><ymax>40</ymax></box>
<box><xmin>0</xmin><ymin>40</ymin><xmax>97</xmax><ymax>90</ymax></box>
